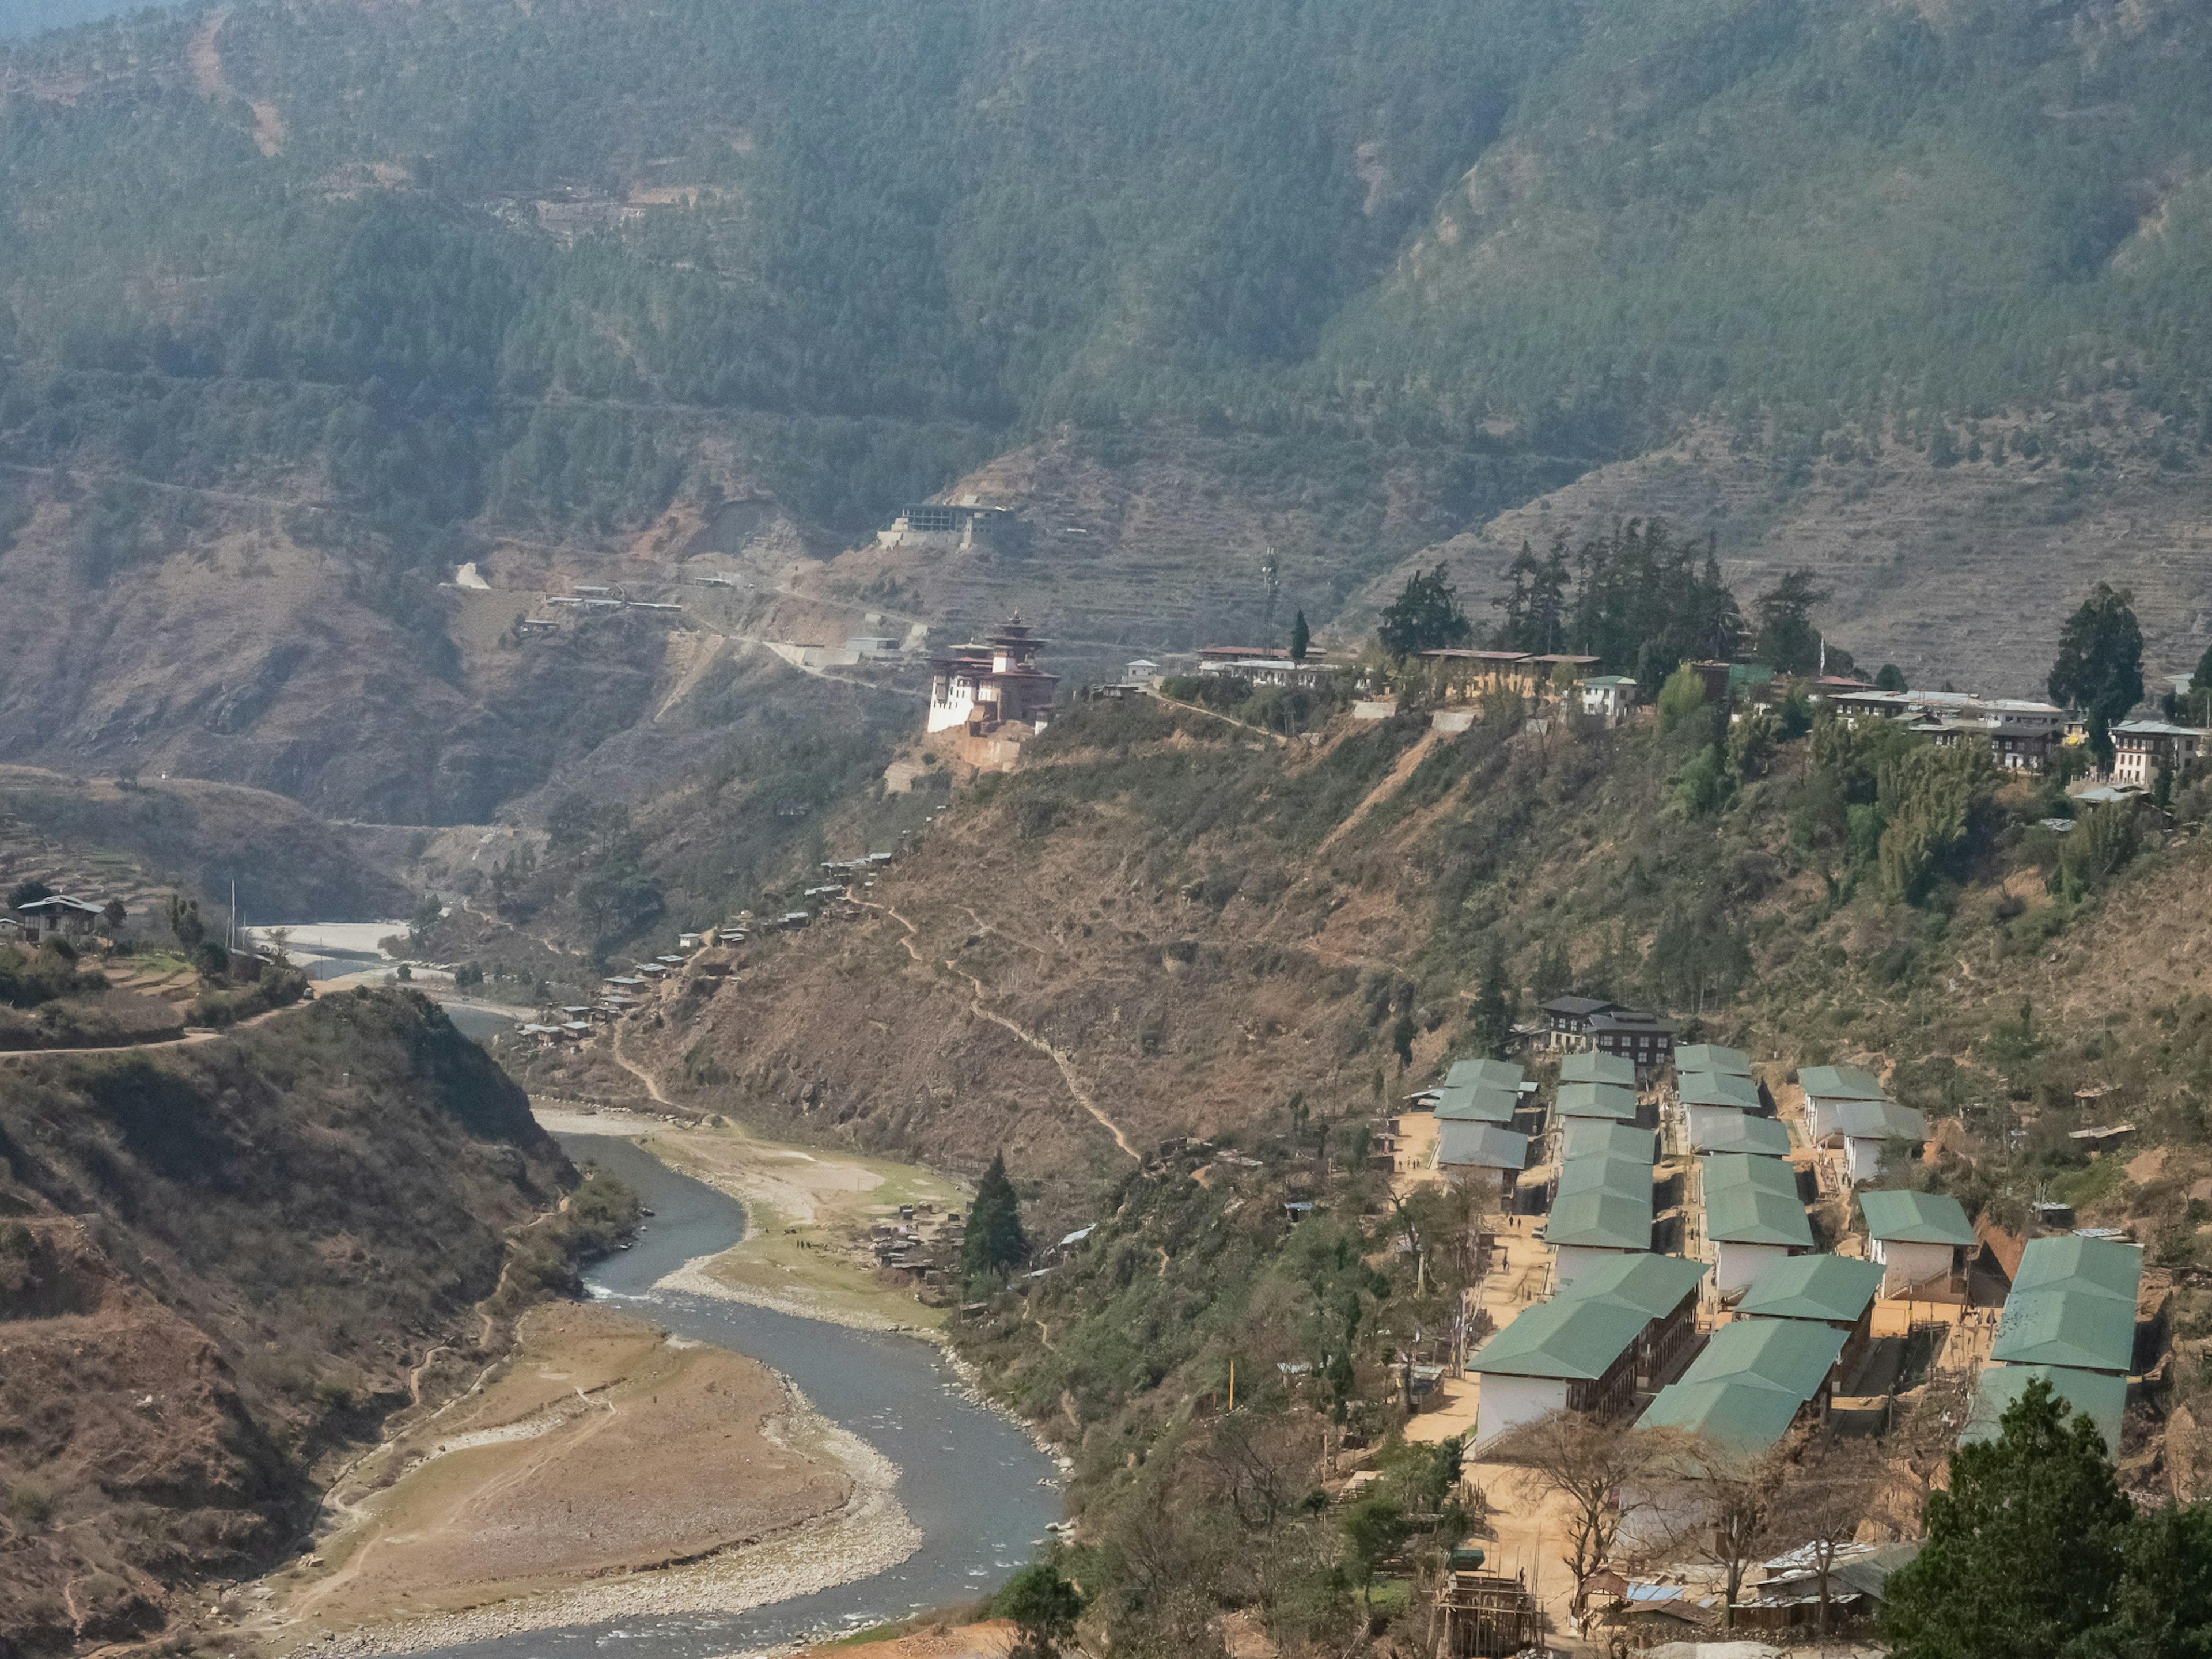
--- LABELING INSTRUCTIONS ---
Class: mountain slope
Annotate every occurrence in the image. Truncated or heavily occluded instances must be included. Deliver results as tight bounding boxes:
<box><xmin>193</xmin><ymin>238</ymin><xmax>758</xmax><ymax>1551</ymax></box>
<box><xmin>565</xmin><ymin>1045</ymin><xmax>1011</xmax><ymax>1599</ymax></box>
<box><xmin>0</xmin><ymin>991</ymin><xmax>575</xmax><ymax>1653</ymax></box>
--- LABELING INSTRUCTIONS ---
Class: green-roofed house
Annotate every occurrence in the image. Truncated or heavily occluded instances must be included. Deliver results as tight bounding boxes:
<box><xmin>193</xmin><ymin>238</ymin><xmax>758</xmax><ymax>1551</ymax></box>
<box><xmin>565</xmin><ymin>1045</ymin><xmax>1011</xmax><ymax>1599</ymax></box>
<box><xmin>1687</xmin><ymin>1110</ymin><xmax>1793</xmax><ymax>1160</ymax></box>
<box><xmin>1560</xmin><ymin>1050</ymin><xmax>1637</xmax><ymax>1089</ymax></box>
<box><xmin>1702</xmin><ymin>1154</ymin><xmax>1813</xmax><ymax>1294</ymax></box>
<box><xmin>1434</xmin><ymin>1119</ymin><xmax>1532</xmax><ymax>1185</ymax></box>
<box><xmin>1820</xmin><ymin>1099</ymin><xmax>1931</xmax><ymax>1184</ymax></box>
<box><xmin>1546</xmin><ymin>1170</ymin><xmax>1654</xmax><ymax>1289</ymax></box>
<box><xmin>1555</xmin><ymin>1080</ymin><xmax>1643</xmax><ymax>1124</ymax></box>
<box><xmin>1990</xmin><ymin>1290</ymin><xmax>2138</xmax><ymax>1374</ymax></box>
<box><xmin>1737</xmin><ymin>1255</ymin><xmax>1884</xmax><ymax>1379</ymax></box>
<box><xmin>1675</xmin><ymin>1043</ymin><xmax>1753</xmax><ymax>1078</ymax></box>
<box><xmin>1679</xmin><ymin>1070</ymin><xmax>1764</xmax><ymax>1143</ymax></box>
<box><xmin>1561</xmin><ymin>1118</ymin><xmax>1657</xmax><ymax>1165</ymax></box>
<box><xmin>1470</xmin><ymin>1253</ymin><xmax>1710</xmax><ymax>1448</ymax></box>
<box><xmin>1447</xmin><ymin>1057</ymin><xmax>1527</xmax><ymax>1090</ymax></box>
<box><xmin>1798</xmin><ymin>1065</ymin><xmax>1889</xmax><ymax>1138</ymax></box>
<box><xmin>2009</xmin><ymin>1234</ymin><xmax>2144</xmax><ymax>1305</ymax></box>
<box><xmin>1433</xmin><ymin>1082</ymin><xmax>1520</xmax><ymax>1125</ymax></box>
<box><xmin>1627</xmin><ymin>1317</ymin><xmax>1850</xmax><ymax>1541</ymax></box>
<box><xmin>1965</xmin><ymin>1363</ymin><xmax>2127</xmax><ymax>1455</ymax></box>
<box><xmin>1858</xmin><ymin>1190</ymin><xmax>1975</xmax><ymax>1296</ymax></box>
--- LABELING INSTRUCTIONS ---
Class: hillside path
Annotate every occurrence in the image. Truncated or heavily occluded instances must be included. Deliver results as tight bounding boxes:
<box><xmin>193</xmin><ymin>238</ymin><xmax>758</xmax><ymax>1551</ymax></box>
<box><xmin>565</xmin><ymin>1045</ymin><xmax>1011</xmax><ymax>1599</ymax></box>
<box><xmin>0</xmin><ymin>998</ymin><xmax>295</xmax><ymax>1060</ymax></box>
<box><xmin>858</xmin><ymin>899</ymin><xmax>1139</xmax><ymax>1162</ymax></box>
<box><xmin>1144</xmin><ymin>688</ymin><xmax>1287</xmax><ymax>744</ymax></box>
<box><xmin>653</xmin><ymin>630</ymin><xmax>727</xmax><ymax>722</ymax></box>
<box><xmin>609</xmin><ymin>1022</ymin><xmax>672</xmax><ymax>1106</ymax></box>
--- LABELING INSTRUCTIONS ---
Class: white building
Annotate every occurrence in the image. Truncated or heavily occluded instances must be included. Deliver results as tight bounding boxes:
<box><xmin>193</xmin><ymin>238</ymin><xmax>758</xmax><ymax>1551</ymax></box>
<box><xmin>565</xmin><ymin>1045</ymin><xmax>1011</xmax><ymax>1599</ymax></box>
<box><xmin>2109</xmin><ymin>719</ymin><xmax>2209</xmax><ymax>787</ymax></box>
<box><xmin>1580</xmin><ymin>675</ymin><xmax>1638</xmax><ymax>721</ymax></box>
<box><xmin>1858</xmin><ymin>1190</ymin><xmax>1974</xmax><ymax>1296</ymax></box>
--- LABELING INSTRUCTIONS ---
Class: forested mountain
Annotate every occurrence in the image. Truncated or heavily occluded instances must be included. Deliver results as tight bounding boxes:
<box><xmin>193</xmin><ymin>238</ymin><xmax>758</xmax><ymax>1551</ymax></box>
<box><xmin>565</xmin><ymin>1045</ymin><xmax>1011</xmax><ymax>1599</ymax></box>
<box><xmin>0</xmin><ymin>1</ymin><xmax>158</xmax><ymax>40</ymax></box>
<box><xmin>3</xmin><ymin>0</ymin><xmax>2212</xmax><ymax>812</ymax></box>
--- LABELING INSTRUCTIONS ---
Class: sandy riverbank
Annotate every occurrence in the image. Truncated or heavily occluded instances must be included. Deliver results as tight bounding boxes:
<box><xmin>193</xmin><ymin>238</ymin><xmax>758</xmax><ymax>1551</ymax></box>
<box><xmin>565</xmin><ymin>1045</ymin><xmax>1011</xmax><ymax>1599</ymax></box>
<box><xmin>245</xmin><ymin>1301</ymin><xmax>918</xmax><ymax>1658</ymax></box>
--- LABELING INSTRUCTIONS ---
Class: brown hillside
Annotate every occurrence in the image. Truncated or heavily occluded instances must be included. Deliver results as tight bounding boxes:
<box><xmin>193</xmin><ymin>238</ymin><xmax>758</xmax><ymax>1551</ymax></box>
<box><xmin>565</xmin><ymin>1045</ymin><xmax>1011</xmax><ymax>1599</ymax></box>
<box><xmin>0</xmin><ymin>990</ymin><xmax>572</xmax><ymax>1654</ymax></box>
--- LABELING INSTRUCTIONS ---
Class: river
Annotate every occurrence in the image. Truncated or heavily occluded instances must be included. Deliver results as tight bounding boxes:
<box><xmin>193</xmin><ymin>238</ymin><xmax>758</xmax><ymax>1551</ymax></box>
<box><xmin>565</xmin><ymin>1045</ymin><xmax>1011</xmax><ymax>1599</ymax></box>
<box><xmin>397</xmin><ymin>1132</ymin><xmax>1063</xmax><ymax>1659</ymax></box>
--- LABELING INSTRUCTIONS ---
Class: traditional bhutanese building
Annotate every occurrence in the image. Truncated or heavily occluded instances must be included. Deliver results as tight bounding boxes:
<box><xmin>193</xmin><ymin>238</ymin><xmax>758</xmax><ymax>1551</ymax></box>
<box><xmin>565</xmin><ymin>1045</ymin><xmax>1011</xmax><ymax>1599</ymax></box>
<box><xmin>926</xmin><ymin>616</ymin><xmax>1060</xmax><ymax>735</ymax></box>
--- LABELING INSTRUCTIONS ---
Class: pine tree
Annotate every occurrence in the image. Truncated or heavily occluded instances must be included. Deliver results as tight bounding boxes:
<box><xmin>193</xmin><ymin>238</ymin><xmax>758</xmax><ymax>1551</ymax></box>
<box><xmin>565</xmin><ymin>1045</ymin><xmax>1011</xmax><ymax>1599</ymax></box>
<box><xmin>1467</xmin><ymin>942</ymin><xmax>1514</xmax><ymax>1057</ymax></box>
<box><xmin>963</xmin><ymin>1152</ymin><xmax>1029</xmax><ymax>1278</ymax></box>
<box><xmin>1289</xmin><ymin>608</ymin><xmax>1310</xmax><ymax>663</ymax></box>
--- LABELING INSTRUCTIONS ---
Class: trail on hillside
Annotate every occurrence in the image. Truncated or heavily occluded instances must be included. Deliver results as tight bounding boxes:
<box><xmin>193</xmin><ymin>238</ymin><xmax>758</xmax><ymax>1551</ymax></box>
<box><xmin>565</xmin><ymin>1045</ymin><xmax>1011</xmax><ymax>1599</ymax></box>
<box><xmin>859</xmin><ymin>900</ymin><xmax>1139</xmax><ymax>1162</ymax></box>
<box><xmin>1315</xmin><ymin>729</ymin><xmax>1441</xmax><ymax>855</ymax></box>
<box><xmin>187</xmin><ymin>7</ymin><xmax>287</xmax><ymax>156</ymax></box>
<box><xmin>610</xmin><ymin>1023</ymin><xmax>672</xmax><ymax>1105</ymax></box>
<box><xmin>1145</xmin><ymin>688</ymin><xmax>1287</xmax><ymax>744</ymax></box>
<box><xmin>654</xmin><ymin>630</ymin><xmax>727</xmax><ymax>722</ymax></box>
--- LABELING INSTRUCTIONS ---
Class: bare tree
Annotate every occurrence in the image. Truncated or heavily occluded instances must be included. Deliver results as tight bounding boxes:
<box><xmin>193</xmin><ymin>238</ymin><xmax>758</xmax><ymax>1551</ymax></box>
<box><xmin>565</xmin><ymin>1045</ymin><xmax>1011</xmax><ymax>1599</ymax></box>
<box><xmin>1764</xmin><ymin>1434</ymin><xmax>1888</xmax><ymax>1636</ymax></box>
<box><xmin>1883</xmin><ymin>1370</ymin><xmax>1972</xmax><ymax>1535</ymax></box>
<box><xmin>1495</xmin><ymin>1411</ymin><xmax>1667</xmax><ymax>1597</ymax></box>
<box><xmin>1659</xmin><ymin>1435</ymin><xmax>1791</xmax><ymax>1627</ymax></box>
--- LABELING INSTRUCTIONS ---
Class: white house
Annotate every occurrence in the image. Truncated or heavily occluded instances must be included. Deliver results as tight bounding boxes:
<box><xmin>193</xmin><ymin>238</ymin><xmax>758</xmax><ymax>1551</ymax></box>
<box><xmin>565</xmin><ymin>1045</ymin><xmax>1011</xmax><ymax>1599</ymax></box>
<box><xmin>1797</xmin><ymin>1064</ymin><xmax>1888</xmax><ymax>1139</ymax></box>
<box><xmin>1702</xmin><ymin>1154</ymin><xmax>1813</xmax><ymax>1296</ymax></box>
<box><xmin>2109</xmin><ymin>719</ymin><xmax>2209</xmax><ymax>787</ymax></box>
<box><xmin>1858</xmin><ymin>1189</ymin><xmax>1975</xmax><ymax>1296</ymax></box>
<box><xmin>1580</xmin><ymin>675</ymin><xmax>1638</xmax><ymax>721</ymax></box>
<box><xmin>1821</xmin><ymin>1099</ymin><xmax>1930</xmax><ymax>1184</ymax></box>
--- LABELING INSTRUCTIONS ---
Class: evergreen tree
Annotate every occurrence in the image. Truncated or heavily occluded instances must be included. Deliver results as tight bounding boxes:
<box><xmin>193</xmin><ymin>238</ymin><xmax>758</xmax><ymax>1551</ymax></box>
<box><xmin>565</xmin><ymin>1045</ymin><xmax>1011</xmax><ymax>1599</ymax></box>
<box><xmin>1466</xmin><ymin>942</ymin><xmax>1514</xmax><ymax>1056</ymax></box>
<box><xmin>2047</xmin><ymin>583</ymin><xmax>2145</xmax><ymax>770</ymax></box>
<box><xmin>963</xmin><ymin>1152</ymin><xmax>1029</xmax><ymax>1277</ymax></box>
<box><xmin>1875</xmin><ymin>663</ymin><xmax>1907</xmax><ymax>691</ymax></box>
<box><xmin>1532</xmin><ymin>936</ymin><xmax>1574</xmax><ymax>1001</ymax></box>
<box><xmin>1377</xmin><ymin>564</ymin><xmax>1472</xmax><ymax>659</ymax></box>
<box><xmin>1753</xmin><ymin>567</ymin><xmax>1831</xmax><ymax>675</ymax></box>
<box><xmin>1880</xmin><ymin>1378</ymin><xmax>2132</xmax><ymax>1659</ymax></box>
<box><xmin>2081</xmin><ymin>1503</ymin><xmax>2212</xmax><ymax>1659</ymax></box>
<box><xmin>1289</xmin><ymin>608</ymin><xmax>1310</xmax><ymax>663</ymax></box>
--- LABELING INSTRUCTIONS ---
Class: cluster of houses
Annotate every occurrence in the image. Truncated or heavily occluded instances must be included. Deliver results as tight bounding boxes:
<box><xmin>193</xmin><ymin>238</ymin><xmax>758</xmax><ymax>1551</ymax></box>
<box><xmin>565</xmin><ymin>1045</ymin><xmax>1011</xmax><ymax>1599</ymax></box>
<box><xmin>1414</xmin><ymin>1032</ymin><xmax>2160</xmax><ymax>1578</ymax></box>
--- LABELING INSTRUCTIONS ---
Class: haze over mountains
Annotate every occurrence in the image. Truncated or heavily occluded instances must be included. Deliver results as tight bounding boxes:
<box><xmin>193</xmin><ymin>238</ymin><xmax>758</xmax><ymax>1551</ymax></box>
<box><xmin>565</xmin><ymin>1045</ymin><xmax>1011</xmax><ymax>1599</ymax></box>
<box><xmin>3</xmin><ymin>0</ymin><xmax>2212</xmax><ymax>827</ymax></box>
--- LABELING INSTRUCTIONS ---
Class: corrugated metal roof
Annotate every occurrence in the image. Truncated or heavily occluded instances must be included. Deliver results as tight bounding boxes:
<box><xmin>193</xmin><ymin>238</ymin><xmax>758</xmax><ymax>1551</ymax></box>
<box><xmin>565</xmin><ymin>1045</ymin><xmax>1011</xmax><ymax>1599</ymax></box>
<box><xmin>1736</xmin><ymin>1255</ymin><xmax>1884</xmax><ymax>1325</ymax></box>
<box><xmin>1703</xmin><ymin>1155</ymin><xmax>1813</xmax><ymax>1247</ymax></box>
<box><xmin>1679</xmin><ymin>1071</ymin><xmax>1763</xmax><ymax>1109</ymax></box>
<box><xmin>1557</xmin><ymin>1153</ymin><xmax>1654</xmax><ymax>1200</ymax></box>
<box><xmin>1446</xmin><ymin>1057</ymin><xmax>1527</xmax><ymax>1089</ymax></box>
<box><xmin>1434</xmin><ymin>1083</ymin><xmax>1520</xmax><ymax>1123</ymax></box>
<box><xmin>1991</xmin><ymin>1289</ymin><xmax>2137</xmax><ymax>1373</ymax></box>
<box><xmin>1858</xmin><ymin>1189</ymin><xmax>1975</xmax><ymax>1247</ymax></box>
<box><xmin>1469</xmin><ymin>1295</ymin><xmax>1653</xmax><ymax>1380</ymax></box>
<box><xmin>1688</xmin><ymin>1111</ymin><xmax>1793</xmax><ymax>1158</ymax></box>
<box><xmin>1825</xmin><ymin>1099</ymin><xmax>1930</xmax><ymax>1142</ymax></box>
<box><xmin>1798</xmin><ymin>1064</ymin><xmax>1888</xmax><ymax>1101</ymax></box>
<box><xmin>1965</xmin><ymin>1364</ymin><xmax>2127</xmax><ymax>1452</ymax></box>
<box><xmin>1558</xmin><ymin>1251</ymin><xmax>1709</xmax><ymax>1319</ymax></box>
<box><xmin>1434</xmin><ymin>1120</ymin><xmax>1532</xmax><ymax>1171</ymax></box>
<box><xmin>2010</xmin><ymin>1234</ymin><xmax>2144</xmax><ymax>1303</ymax></box>
<box><xmin>1560</xmin><ymin>1050</ymin><xmax>1637</xmax><ymax>1088</ymax></box>
<box><xmin>1562</xmin><ymin>1119</ymin><xmax>1657</xmax><ymax>1164</ymax></box>
<box><xmin>1675</xmin><ymin>1043</ymin><xmax>1753</xmax><ymax>1077</ymax></box>
<box><xmin>1678</xmin><ymin>1313</ymin><xmax>1847</xmax><ymax>1396</ymax></box>
<box><xmin>1546</xmin><ymin>1187</ymin><xmax>1654</xmax><ymax>1252</ymax></box>
<box><xmin>1638</xmin><ymin>1378</ymin><xmax>1808</xmax><ymax>1455</ymax></box>
<box><xmin>1555</xmin><ymin>1080</ymin><xmax>1641</xmax><ymax>1120</ymax></box>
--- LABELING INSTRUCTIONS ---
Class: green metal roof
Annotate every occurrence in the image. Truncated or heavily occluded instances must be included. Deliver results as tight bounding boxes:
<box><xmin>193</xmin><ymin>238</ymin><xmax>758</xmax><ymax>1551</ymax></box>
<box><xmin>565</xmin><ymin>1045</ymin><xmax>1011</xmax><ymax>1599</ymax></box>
<box><xmin>1825</xmin><ymin>1099</ymin><xmax>1930</xmax><ymax>1142</ymax></box>
<box><xmin>1556</xmin><ymin>1251</ymin><xmax>1709</xmax><ymax>1319</ymax></box>
<box><xmin>1703</xmin><ymin>1153</ymin><xmax>1803</xmax><ymax>1199</ymax></box>
<box><xmin>1434</xmin><ymin>1119</ymin><xmax>1531</xmax><ymax>1171</ymax></box>
<box><xmin>1965</xmin><ymin>1364</ymin><xmax>2127</xmax><ymax>1454</ymax></box>
<box><xmin>1858</xmin><ymin>1189</ymin><xmax>1975</xmax><ymax>1247</ymax></box>
<box><xmin>1679</xmin><ymin>1312</ymin><xmax>1847</xmax><ymax>1396</ymax></box>
<box><xmin>1560</xmin><ymin>1051</ymin><xmax>1637</xmax><ymax>1088</ymax></box>
<box><xmin>2010</xmin><ymin>1235</ymin><xmax>2144</xmax><ymax>1304</ymax></box>
<box><xmin>1555</xmin><ymin>1080</ymin><xmax>1641</xmax><ymax>1121</ymax></box>
<box><xmin>1679</xmin><ymin>1071</ymin><xmax>1762</xmax><ymax>1110</ymax></box>
<box><xmin>1736</xmin><ymin>1255</ymin><xmax>1884</xmax><ymax>1325</ymax></box>
<box><xmin>1561</xmin><ymin>1118</ymin><xmax>1657</xmax><ymax>1164</ymax></box>
<box><xmin>1675</xmin><ymin>1043</ymin><xmax>1753</xmax><ymax>1077</ymax></box>
<box><xmin>1991</xmin><ymin>1289</ymin><xmax>2138</xmax><ymax>1373</ymax></box>
<box><xmin>1798</xmin><ymin>1064</ymin><xmax>1888</xmax><ymax>1101</ymax></box>
<box><xmin>1556</xmin><ymin>1154</ymin><xmax>1655</xmax><ymax>1206</ymax></box>
<box><xmin>1546</xmin><ymin>1186</ymin><xmax>1654</xmax><ymax>1252</ymax></box>
<box><xmin>1638</xmin><ymin>1378</ymin><xmax>1809</xmax><ymax>1457</ymax></box>
<box><xmin>1703</xmin><ymin>1156</ymin><xmax>1812</xmax><ymax>1248</ymax></box>
<box><xmin>1446</xmin><ymin>1057</ymin><xmax>1527</xmax><ymax>1090</ymax></box>
<box><xmin>1434</xmin><ymin>1082</ymin><xmax>1520</xmax><ymax>1124</ymax></box>
<box><xmin>1471</xmin><ymin>1294</ymin><xmax>1650</xmax><ymax>1381</ymax></box>
<box><xmin>1688</xmin><ymin>1112</ymin><xmax>1793</xmax><ymax>1158</ymax></box>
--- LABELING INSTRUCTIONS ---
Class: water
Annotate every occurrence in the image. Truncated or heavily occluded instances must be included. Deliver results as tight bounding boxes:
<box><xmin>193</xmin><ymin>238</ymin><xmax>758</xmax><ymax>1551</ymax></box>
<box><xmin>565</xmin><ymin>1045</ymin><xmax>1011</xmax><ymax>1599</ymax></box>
<box><xmin>398</xmin><ymin>1133</ymin><xmax>1062</xmax><ymax>1659</ymax></box>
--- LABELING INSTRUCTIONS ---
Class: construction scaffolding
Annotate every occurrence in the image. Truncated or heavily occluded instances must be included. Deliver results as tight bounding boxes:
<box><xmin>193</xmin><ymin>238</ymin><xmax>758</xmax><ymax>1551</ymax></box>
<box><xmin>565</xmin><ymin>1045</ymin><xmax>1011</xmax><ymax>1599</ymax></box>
<box><xmin>1434</xmin><ymin>1551</ymin><xmax>1541</xmax><ymax>1658</ymax></box>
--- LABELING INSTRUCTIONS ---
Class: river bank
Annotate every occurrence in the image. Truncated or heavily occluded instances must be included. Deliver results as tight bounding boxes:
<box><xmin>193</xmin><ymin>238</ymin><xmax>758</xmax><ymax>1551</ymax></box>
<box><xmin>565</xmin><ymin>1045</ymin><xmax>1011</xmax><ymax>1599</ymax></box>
<box><xmin>235</xmin><ymin>1125</ymin><xmax>1060</xmax><ymax>1659</ymax></box>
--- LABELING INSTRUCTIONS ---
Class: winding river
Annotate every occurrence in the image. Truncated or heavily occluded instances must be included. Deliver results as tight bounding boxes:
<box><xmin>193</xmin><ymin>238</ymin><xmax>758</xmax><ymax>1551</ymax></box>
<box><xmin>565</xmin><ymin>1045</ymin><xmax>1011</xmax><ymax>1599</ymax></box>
<box><xmin>403</xmin><ymin>1132</ymin><xmax>1063</xmax><ymax>1659</ymax></box>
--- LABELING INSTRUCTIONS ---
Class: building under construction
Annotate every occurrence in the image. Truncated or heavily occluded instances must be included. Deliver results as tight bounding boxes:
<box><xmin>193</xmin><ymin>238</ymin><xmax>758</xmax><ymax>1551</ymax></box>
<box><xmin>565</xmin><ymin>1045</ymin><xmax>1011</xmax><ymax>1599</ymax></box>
<box><xmin>1434</xmin><ymin>1548</ymin><xmax>1542</xmax><ymax>1657</ymax></box>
